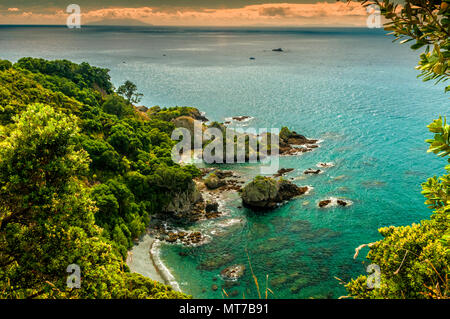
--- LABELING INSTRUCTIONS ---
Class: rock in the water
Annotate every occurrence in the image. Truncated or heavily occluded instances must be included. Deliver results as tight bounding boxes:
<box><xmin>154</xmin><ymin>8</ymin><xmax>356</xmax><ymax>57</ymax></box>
<box><xmin>232</xmin><ymin>115</ymin><xmax>252</xmax><ymax>122</ymax></box>
<box><xmin>337</xmin><ymin>199</ymin><xmax>348</xmax><ymax>207</ymax></box>
<box><xmin>318</xmin><ymin>199</ymin><xmax>332</xmax><ymax>208</ymax></box>
<box><xmin>199</xmin><ymin>167</ymin><xmax>216</xmax><ymax>176</ymax></box>
<box><xmin>205</xmin><ymin>200</ymin><xmax>219</xmax><ymax>212</ymax></box>
<box><xmin>205</xmin><ymin>173</ymin><xmax>226</xmax><ymax>190</ymax></box>
<box><xmin>317</xmin><ymin>162</ymin><xmax>335</xmax><ymax>168</ymax></box>
<box><xmin>304</xmin><ymin>168</ymin><xmax>322</xmax><ymax>175</ymax></box>
<box><xmin>318</xmin><ymin>198</ymin><xmax>352</xmax><ymax>208</ymax></box>
<box><xmin>277</xmin><ymin>179</ymin><xmax>308</xmax><ymax>201</ymax></box>
<box><xmin>273</xmin><ymin>168</ymin><xmax>294</xmax><ymax>177</ymax></box>
<box><xmin>241</xmin><ymin>176</ymin><xmax>308</xmax><ymax>210</ymax></box>
<box><xmin>241</xmin><ymin>176</ymin><xmax>279</xmax><ymax>209</ymax></box>
<box><xmin>278</xmin><ymin>127</ymin><xmax>318</xmax><ymax>156</ymax></box>
<box><xmin>215</xmin><ymin>170</ymin><xmax>234</xmax><ymax>179</ymax></box>
<box><xmin>198</xmin><ymin>254</ymin><xmax>235</xmax><ymax>271</ymax></box>
<box><xmin>220</xmin><ymin>264</ymin><xmax>246</xmax><ymax>280</ymax></box>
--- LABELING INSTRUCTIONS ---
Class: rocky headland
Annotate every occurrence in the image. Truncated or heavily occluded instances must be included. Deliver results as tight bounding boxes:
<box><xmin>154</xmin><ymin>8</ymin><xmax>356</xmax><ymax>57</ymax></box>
<box><xmin>240</xmin><ymin>176</ymin><xmax>310</xmax><ymax>210</ymax></box>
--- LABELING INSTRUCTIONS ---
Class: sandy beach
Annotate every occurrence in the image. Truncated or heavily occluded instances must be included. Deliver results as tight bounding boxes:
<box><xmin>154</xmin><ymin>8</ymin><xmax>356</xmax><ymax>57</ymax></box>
<box><xmin>127</xmin><ymin>234</ymin><xmax>181</xmax><ymax>291</ymax></box>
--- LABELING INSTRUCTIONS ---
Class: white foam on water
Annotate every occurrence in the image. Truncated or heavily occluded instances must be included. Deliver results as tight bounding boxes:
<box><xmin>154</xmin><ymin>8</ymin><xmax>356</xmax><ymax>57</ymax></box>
<box><xmin>150</xmin><ymin>239</ymin><xmax>182</xmax><ymax>292</ymax></box>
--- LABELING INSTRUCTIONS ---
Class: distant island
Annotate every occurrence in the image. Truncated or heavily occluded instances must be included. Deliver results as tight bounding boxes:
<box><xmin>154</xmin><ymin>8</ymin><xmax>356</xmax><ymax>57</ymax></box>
<box><xmin>86</xmin><ymin>18</ymin><xmax>152</xmax><ymax>27</ymax></box>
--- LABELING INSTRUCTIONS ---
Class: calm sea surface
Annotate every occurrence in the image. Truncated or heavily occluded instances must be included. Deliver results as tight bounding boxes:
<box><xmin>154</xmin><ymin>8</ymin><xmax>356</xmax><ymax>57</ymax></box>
<box><xmin>1</xmin><ymin>26</ymin><xmax>448</xmax><ymax>298</ymax></box>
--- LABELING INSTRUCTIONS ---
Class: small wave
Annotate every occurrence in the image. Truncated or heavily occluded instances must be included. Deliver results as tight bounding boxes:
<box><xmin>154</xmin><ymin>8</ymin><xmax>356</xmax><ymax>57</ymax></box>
<box><xmin>318</xmin><ymin>197</ymin><xmax>353</xmax><ymax>208</ymax></box>
<box><xmin>150</xmin><ymin>240</ymin><xmax>182</xmax><ymax>292</ymax></box>
<box><xmin>304</xmin><ymin>186</ymin><xmax>314</xmax><ymax>195</ymax></box>
<box><xmin>316</xmin><ymin>162</ymin><xmax>335</xmax><ymax>168</ymax></box>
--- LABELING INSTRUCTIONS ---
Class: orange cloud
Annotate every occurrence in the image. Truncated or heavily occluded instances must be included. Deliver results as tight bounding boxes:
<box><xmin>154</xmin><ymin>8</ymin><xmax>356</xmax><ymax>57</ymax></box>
<box><xmin>83</xmin><ymin>2</ymin><xmax>369</xmax><ymax>26</ymax></box>
<box><xmin>0</xmin><ymin>2</ymin><xmax>372</xmax><ymax>26</ymax></box>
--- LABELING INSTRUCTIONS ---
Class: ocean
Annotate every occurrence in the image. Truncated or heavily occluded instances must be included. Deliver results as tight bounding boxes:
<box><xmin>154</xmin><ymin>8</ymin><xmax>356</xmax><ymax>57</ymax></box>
<box><xmin>1</xmin><ymin>25</ymin><xmax>448</xmax><ymax>299</ymax></box>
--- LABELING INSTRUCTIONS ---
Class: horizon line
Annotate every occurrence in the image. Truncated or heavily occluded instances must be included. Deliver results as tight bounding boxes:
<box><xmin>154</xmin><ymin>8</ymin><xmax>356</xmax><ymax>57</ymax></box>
<box><xmin>0</xmin><ymin>24</ymin><xmax>376</xmax><ymax>29</ymax></box>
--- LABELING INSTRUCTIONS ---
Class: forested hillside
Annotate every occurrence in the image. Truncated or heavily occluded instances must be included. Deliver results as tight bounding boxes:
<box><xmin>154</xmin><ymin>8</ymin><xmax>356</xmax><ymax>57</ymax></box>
<box><xmin>0</xmin><ymin>57</ymin><xmax>197</xmax><ymax>298</ymax></box>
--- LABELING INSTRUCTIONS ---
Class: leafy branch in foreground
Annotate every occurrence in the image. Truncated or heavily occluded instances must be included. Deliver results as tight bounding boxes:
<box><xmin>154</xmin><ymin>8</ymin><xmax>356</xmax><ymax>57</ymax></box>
<box><xmin>347</xmin><ymin>117</ymin><xmax>449</xmax><ymax>299</ymax></box>
<box><xmin>346</xmin><ymin>0</ymin><xmax>449</xmax><ymax>299</ymax></box>
<box><xmin>354</xmin><ymin>0</ymin><xmax>449</xmax><ymax>91</ymax></box>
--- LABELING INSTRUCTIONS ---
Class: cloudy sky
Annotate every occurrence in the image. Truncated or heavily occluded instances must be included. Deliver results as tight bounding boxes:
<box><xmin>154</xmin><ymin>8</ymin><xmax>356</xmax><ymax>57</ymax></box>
<box><xmin>0</xmin><ymin>1</ymin><xmax>373</xmax><ymax>26</ymax></box>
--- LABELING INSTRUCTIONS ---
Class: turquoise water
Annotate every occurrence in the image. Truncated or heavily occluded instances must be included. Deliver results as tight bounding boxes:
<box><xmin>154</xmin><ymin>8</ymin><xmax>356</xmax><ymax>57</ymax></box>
<box><xmin>1</xmin><ymin>26</ymin><xmax>448</xmax><ymax>298</ymax></box>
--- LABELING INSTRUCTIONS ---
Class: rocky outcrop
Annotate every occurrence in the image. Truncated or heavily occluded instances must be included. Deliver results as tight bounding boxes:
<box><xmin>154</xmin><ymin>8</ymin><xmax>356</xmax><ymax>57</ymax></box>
<box><xmin>172</xmin><ymin>115</ymin><xmax>196</xmax><ymax>132</ymax></box>
<box><xmin>171</xmin><ymin>113</ymin><xmax>208</xmax><ymax>149</ymax></box>
<box><xmin>241</xmin><ymin>176</ymin><xmax>309</xmax><ymax>210</ymax></box>
<box><xmin>135</xmin><ymin>105</ymin><xmax>148</xmax><ymax>112</ymax></box>
<box><xmin>232</xmin><ymin>116</ymin><xmax>252</xmax><ymax>122</ymax></box>
<box><xmin>304</xmin><ymin>168</ymin><xmax>322</xmax><ymax>175</ymax></box>
<box><xmin>188</xmin><ymin>109</ymin><xmax>209</xmax><ymax>122</ymax></box>
<box><xmin>318</xmin><ymin>197</ymin><xmax>353</xmax><ymax>208</ymax></box>
<box><xmin>215</xmin><ymin>170</ymin><xmax>234</xmax><ymax>179</ymax></box>
<box><xmin>273</xmin><ymin>168</ymin><xmax>294</xmax><ymax>177</ymax></box>
<box><xmin>205</xmin><ymin>200</ymin><xmax>219</xmax><ymax>213</ymax></box>
<box><xmin>163</xmin><ymin>181</ymin><xmax>203</xmax><ymax>219</ymax></box>
<box><xmin>318</xmin><ymin>199</ymin><xmax>332</xmax><ymax>208</ymax></box>
<box><xmin>156</xmin><ymin>228</ymin><xmax>204</xmax><ymax>245</ymax></box>
<box><xmin>317</xmin><ymin>162</ymin><xmax>335</xmax><ymax>168</ymax></box>
<box><xmin>277</xmin><ymin>179</ymin><xmax>308</xmax><ymax>200</ymax></box>
<box><xmin>204</xmin><ymin>173</ymin><xmax>226</xmax><ymax>190</ymax></box>
<box><xmin>220</xmin><ymin>264</ymin><xmax>246</xmax><ymax>280</ymax></box>
<box><xmin>277</xmin><ymin>127</ymin><xmax>319</xmax><ymax>156</ymax></box>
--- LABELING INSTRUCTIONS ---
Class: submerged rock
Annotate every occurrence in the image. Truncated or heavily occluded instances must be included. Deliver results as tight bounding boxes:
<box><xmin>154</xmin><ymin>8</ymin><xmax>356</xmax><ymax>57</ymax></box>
<box><xmin>316</xmin><ymin>162</ymin><xmax>335</xmax><ymax>168</ymax></box>
<box><xmin>241</xmin><ymin>176</ymin><xmax>309</xmax><ymax>210</ymax></box>
<box><xmin>220</xmin><ymin>264</ymin><xmax>246</xmax><ymax>280</ymax></box>
<box><xmin>290</xmin><ymin>277</ymin><xmax>310</xmax><ymax>294</ymax></box>
<box><xmin>198</xmin><ymin>253</ymin><xmax>235</xmax><ymax>271</ymax></box>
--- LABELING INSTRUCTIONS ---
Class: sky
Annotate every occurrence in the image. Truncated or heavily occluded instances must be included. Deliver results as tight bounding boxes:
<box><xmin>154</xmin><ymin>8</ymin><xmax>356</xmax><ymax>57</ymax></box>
<box><xmin>0</xmin><ymin>1</ymin><xmax>374</xmax><ymax>26</ymax></box>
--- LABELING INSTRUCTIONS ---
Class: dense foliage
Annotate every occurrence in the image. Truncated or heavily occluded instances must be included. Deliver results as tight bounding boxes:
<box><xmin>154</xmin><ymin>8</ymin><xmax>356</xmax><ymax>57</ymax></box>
<box><xmin>356</xmin><ymin>0</ymin><xmax>449</xmax><ymax>91</ymax></box>
<box><xmin>0</xmin><ymin>57</ymin><xmax>197</xmax><ymax>298</ymax></box>
<box><xmin>347</xmin><ymin>0</ymin><xmax>449</xmax><ymax>299</ymax></box>
<box><xmin>117</xmin><ymin>80</ymin><xmax>144</xmax><ymax>104</ymax></box>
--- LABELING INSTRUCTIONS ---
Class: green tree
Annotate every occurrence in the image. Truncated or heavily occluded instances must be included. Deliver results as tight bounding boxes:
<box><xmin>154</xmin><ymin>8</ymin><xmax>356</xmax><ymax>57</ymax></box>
<box><xmin>356</xmin><ymin>0</ymin><xmax>449</xmax><ymax>91</ymax></box>
<box><xmin>0</xmin><ymin>103</ymin><xmax>188</xmax><ymax>299</ymax></box>
<box><xmin>102</xmin><ymin>95</ymin><xmax>131</xmax><ymax>118</ymax></box>
<box><xmin>346</xmin><ymin>0</ymin><xmax>449</xmax><ymax>299</ymax></box>
<box><xmin>0</xmin><ymin>60</ymin><xmax>12</xmax><ymax>71</ymax></box>
<box><xmin>117</xmin><ymin>80</ymin><xmax>143</xmax><ymax>104</ymax></box>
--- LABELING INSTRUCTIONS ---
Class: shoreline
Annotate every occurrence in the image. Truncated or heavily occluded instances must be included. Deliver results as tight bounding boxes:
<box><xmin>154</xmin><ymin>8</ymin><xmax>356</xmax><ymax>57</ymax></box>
<box><xmin>150</xmin><ymin>239</ymin><xmax>182</xmax><ymax>292</ymax></box>
<box><xmin>127</xmin><ymin>233</ymin><xmax>182</xmax><ymax>292</ymax></box>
